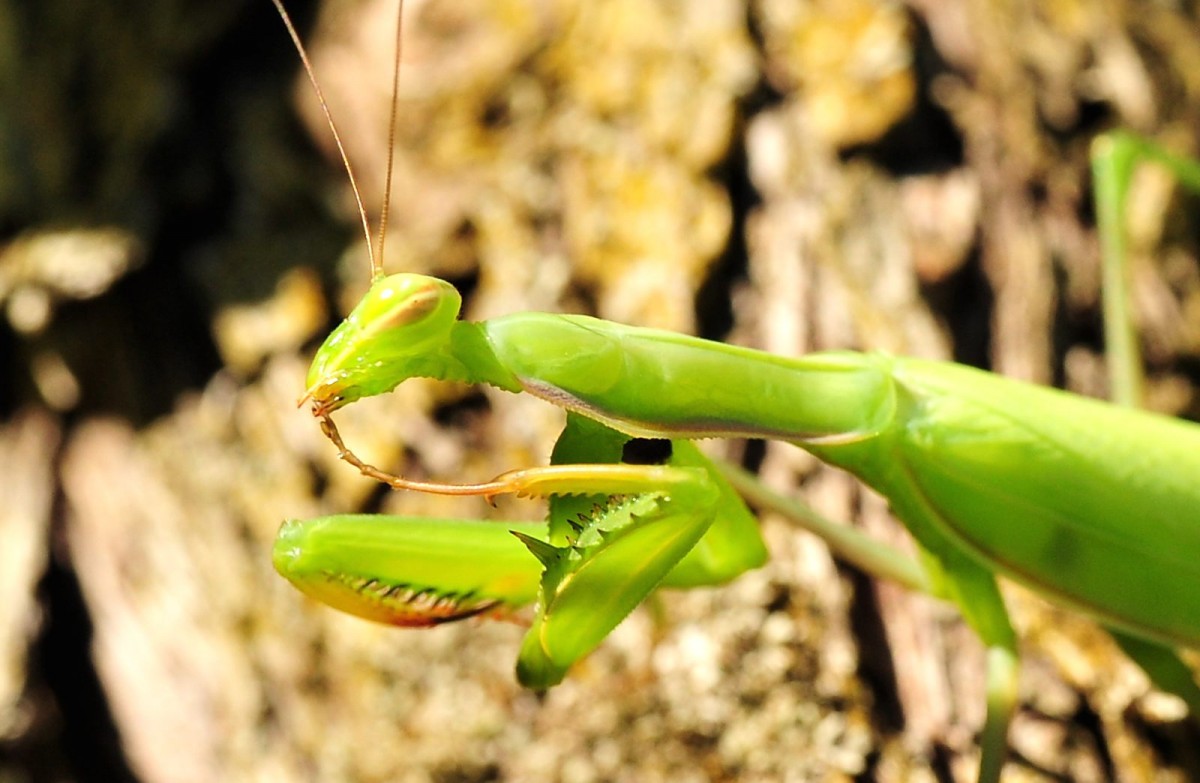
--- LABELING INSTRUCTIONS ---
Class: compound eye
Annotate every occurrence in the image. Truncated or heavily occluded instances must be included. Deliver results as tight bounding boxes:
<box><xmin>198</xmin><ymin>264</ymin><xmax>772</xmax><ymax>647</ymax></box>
<box><xmin>368</xmin><ymin>279</ymin><xmax>442</xmax><ymax>334</ymax></box>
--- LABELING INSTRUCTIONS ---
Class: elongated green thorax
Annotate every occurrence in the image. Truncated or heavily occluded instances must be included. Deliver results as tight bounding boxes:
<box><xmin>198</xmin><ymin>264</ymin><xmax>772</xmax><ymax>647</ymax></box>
<box><xmin>479</xmin><ymin>312</ymin><xmax>897</xmax><ymax>442</ymax></box>
<box><xmin>304</xmin><ymin>273</ymin><xmax>520</xmax><ymax>413</ymax></box>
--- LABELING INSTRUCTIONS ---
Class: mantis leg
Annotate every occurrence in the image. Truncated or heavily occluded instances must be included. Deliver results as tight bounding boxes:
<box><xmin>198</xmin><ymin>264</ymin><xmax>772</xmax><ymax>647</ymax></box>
<box><xmin>872</xmin><ymin>459</ymin><xmax>1020</xmax><ymax>783</ymax></box>
<box><xmin>277</xmin><ymin>413</ymin><xmax>769</xmax><ymax>688</ymax></box>
<box><xmin>717</xmin><ymin>459</ymin><xmax>931</xmax><ymax>593</ymax></box>
<box><xmin>514</xmin><ymin>414</ymin><xmax>767</xmax><ymax>688</ymax></box>
<box><xmin>938</xmin><ymin>557</ymin><xmax>1018</xmax><ymax>783</ymax></box>
<box><xmin>544</xmin><ymin>413</ymin><xmax>767</xmax><ymax>587</ymax></box>
<box><xmin>1111</xmin><ymin>632</ymin><xmax>1200</xmax><ymax>718</ymax></box>
<box><xmin>273</xmin><ymin>514</ymin><xmax>545</xmax><ymax>626</ymax></box>
<box><xmin>1092</xmin><ymin>131</ymin><xmax>1200</xmax><ymax>409</ymax></box>
<box><xmin>277</xmin><ymin>447</ymin><xmax>730</xmax><ymax>687</ymax></box>
<box><xmin>721</xmin><ymin>434</ymin><xmax>1021</xmax><ymax>780</ymax></box>
<box><xmin>721</xmin><ymin>426</ymin><xmax>1020</xmax><ymax>781</ymax></box>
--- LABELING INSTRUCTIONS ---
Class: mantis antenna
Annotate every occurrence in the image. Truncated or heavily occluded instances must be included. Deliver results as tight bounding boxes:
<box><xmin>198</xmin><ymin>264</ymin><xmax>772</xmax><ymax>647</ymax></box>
<box><xmin>268</xmin><ymin>0</ymin><xmax>394</xmax><ymax>279</ymax></box>
<box><xmin>272</xmin><ymin>0</ymin><xmax>530</xmax><ymax>498</ymax></box>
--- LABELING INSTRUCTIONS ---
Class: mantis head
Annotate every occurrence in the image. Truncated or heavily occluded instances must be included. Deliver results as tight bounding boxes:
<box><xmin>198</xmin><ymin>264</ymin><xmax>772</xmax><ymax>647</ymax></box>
<box><xmin>304</xmin><ymin>273</ymin><xmax>463</xmax><ymax>414</ymax></box>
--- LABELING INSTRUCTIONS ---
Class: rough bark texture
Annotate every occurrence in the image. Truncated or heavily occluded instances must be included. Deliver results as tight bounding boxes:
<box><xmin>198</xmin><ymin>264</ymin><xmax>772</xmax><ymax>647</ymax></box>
<box><xmin>1</xmin><ymin>0</ymin><xmax>1199</xmax><ymax>781</ymax></box>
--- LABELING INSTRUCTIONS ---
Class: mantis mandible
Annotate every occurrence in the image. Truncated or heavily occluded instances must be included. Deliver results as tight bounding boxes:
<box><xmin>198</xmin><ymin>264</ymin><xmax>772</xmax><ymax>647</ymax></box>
<box><xmin>267</xmin><ymin>2</ymin><xmax>1200</xmax><ymax>780</ymax></box>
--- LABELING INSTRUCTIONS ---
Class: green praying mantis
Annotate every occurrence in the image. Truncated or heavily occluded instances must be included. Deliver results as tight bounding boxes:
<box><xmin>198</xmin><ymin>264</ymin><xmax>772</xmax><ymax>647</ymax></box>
<box><xmin>267</xmin><ymin>1</ymin><xmax>1200</xmax><ymax>780</ymax></box>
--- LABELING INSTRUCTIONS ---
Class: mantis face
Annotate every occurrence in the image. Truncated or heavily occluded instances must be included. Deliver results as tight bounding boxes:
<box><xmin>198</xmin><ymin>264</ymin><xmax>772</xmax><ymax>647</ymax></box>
<box><xmin>304</xmin><ymin>273</ymin><xmax>463</xmax><ymax>414</ymax></box>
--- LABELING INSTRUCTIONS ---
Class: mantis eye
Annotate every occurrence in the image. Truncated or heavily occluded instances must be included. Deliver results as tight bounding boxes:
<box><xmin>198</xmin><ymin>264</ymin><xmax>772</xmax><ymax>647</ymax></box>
<box><xmin>364</xmin><ymin>277</ymin><xmax>444</xmax><ymax>335</ymax></box>
<box><xmin>356</xmin><ymin>273</ymin><xmax>461</xmax><ymax>342</ymax></box>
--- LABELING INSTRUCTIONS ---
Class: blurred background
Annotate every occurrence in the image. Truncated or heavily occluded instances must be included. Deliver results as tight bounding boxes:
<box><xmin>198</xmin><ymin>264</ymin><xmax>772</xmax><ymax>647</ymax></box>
<box><xmin>2</xmin><ymin>0</ymin><xmax>1200</xmax><ymax>780</ymax></box>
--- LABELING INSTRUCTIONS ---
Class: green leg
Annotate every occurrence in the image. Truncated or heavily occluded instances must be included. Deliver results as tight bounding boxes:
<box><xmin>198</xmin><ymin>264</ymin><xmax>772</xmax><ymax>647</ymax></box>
<box><xmin>725</xmin><ymin>458</ymin><xmax>1018</xmax><ymax>782</ymax></box>
<box><xmin>717</xmin><ymin>459</ymin><xmax>932</xmax><ymax>593</ymax></box>
<box><xmin>933</xmin><ymin>554</ymin><xmax>1019</xmax><ymax>783</ymax></box>
<box><xmin>551</xmin><ymin>415</ymin><xmax>769</xmax><ymax>588</ymax></box>
<box><xmin>1092</xmin><ymin>131</ymin><xmax>1200</xmax><ymax>409</ymax></box>
<box><xmin>1111</xmin><ymin>631</ymin><xmax>1200</xmax><ymax>720</ymax></box>
<box><xmin>515</xmin><ymin>414</ymin><xmax>771</xmax><ymax>689</ymax></box>
<box><xmin>980</xmin><ymin>646</ymin><xmax>1020</xmax><ymax>783</ymax></box>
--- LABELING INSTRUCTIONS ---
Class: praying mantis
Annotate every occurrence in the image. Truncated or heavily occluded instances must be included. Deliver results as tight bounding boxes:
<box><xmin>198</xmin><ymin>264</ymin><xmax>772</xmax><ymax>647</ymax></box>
<box><xmin>267</xmin><ymin>1</ymin><xmax>1200</xmax><ymax>780</ymax></box>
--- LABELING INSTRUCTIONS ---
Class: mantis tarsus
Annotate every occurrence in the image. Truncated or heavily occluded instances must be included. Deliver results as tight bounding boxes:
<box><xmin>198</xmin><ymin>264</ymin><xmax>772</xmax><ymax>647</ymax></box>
<box><xmin>267</xmin><ymin>1</ymin><xmax>1200</xmax><ymax>780</ymax></box>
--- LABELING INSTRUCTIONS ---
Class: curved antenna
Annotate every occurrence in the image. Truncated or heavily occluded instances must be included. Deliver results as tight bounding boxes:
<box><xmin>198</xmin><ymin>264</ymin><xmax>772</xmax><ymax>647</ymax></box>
<box><xmin>270</xmin><ymin>0</ymin><xmax>402</xmax><ymax>279</ymax></box>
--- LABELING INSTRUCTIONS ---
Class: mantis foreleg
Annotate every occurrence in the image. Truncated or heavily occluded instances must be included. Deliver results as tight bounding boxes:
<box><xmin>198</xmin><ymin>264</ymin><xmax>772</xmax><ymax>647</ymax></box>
<box><xmin>277</xmin><ymin>412</ymin><xmax>768</xmax><ymax>688</ymax></box>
